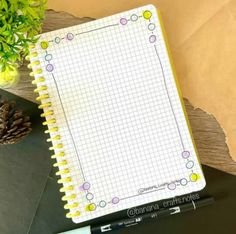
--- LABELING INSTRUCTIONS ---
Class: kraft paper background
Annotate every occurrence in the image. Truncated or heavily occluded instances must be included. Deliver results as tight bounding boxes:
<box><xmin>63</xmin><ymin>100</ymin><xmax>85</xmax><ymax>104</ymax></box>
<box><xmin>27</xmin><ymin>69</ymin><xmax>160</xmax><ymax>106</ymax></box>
<box><xmin>47</xmin><ymin>0</ymin><xmax>236</xmax><ymax>161</ymax></box>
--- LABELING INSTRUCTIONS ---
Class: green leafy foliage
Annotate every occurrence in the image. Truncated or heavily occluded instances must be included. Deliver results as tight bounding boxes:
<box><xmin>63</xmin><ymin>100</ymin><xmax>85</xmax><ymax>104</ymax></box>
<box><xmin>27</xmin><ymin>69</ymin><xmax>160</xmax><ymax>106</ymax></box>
<box><xmin>0</xmin><ymin>0</ymin><xmax>47</xmax><ymax>71</ymax></box>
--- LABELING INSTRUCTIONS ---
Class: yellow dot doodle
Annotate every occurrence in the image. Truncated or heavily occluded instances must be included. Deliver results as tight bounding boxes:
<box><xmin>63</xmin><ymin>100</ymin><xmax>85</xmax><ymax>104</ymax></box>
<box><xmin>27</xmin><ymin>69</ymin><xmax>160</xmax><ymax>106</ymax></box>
<box><xmin>190</xmin><ymin>173</ymin><xmax>200</xmax><ymax>182</ymax></box>
<box><xmin>86</xmin><ymin>203</ymin><xmax>96</xmax><ymax>212</ymax></box>
<box><xmin>143</xmin><ymin>10</ymin><xmax>152</xmax><ymax>20</ymax></box>
<box><xmin>40</xmin><ymin>41</ymin><xmax>49</xmax><ymax>49</ymax></box>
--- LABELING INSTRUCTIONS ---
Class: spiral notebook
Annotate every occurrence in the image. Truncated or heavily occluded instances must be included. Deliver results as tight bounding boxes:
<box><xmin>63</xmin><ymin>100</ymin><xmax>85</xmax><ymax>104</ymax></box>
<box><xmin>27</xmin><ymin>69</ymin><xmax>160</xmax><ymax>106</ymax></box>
<box><xmin>28</xmin><ymin>5</ymin><xmax>206</xmax><ymax>223</ymax></box>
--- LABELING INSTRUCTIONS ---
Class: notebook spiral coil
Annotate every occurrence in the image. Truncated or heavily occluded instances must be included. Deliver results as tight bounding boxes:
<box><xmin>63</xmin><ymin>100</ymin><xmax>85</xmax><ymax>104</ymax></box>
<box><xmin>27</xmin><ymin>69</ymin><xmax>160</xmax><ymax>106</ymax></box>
<box><xmin>27</xmin><ymin>44</ymin><xmax>80</xmax><ymax>219</ymax></box>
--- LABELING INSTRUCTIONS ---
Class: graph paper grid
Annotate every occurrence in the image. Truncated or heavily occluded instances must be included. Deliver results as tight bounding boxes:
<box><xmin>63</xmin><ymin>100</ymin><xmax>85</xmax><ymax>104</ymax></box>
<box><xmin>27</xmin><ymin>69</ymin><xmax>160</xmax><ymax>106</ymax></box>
<box><xmin>30</xmin><ymin>5</ymin><xmax>206</xmax><ymax>223</ymax></box>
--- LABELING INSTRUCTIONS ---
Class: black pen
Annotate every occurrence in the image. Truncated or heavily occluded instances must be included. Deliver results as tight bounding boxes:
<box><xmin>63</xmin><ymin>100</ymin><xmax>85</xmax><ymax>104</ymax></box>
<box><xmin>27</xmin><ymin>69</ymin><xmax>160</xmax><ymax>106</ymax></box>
<box><xmin>60</xmin><ymin>197</ymin><xmax>214</xmax><ymax>234</ymax></box>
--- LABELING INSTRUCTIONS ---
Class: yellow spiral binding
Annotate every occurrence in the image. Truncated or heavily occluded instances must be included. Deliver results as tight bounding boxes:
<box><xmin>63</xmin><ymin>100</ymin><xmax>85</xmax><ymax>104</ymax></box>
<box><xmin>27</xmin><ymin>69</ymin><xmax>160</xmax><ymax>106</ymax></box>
<box><xmin>36</xmin><ymin>94</ymin><xmax>49</xmax><ymax>101</ymax></box>
<box><xmin>41</xmin><ymin>110</ymin><xmax>54</xmax><ymax>118</ymax></box>
<box><xmin>28</xmin><ymin>45</ymin><xmax>80</xmax><ymax>219</ymax></box>
<box><xmin>47</xmin><ymin>135</ymin><xmax>60</xmax><ymax>142</ymax></box>
<box><xmin>30</xmin><ymin>69</ymin><xmax>43</xmax><ymax>76</ymax></box>
<box><xmin>51</xmin><ymin>151</ymin><xmax>65</xmax><ymax>159</ymax></box>
<box><xmin>58</xmin><ymin>177</ymin><xmax>72</xmax><ymax>184</ymax></box>
<box><xmin>56</xmin><ymin>168</ymin><xmax>70</xmax><ymax>176</ymax></box>
<box><xmin>66</xmin><ymin>211</ymin><xmax>81</xmax><ymax>218</ymax></box>
<box><xmin>49</xmin><ymin>143</ymin><xmax>63</xmax><ymax>150</ymax></box>
<box><xmin>53</xmin><ymin>160</ymin><xmax>68</xmax><ymax>167</ymax></box>
<box><xmin>60</xmin><ymin>185</ymin><xmax>74</xmax><ymax>192</ymax></box>
<box><xmin>34</xmin><ymin>85</ymin><xmax>48</xmax><ymax>93</ymax></box>
<box><xmin>38</xmin><ymin>102</ymin><xmax>51</xmax><ymax>109</ymax></box>
<box><xmin>45</xmin><ymin>127</ymin><xmax>58</xmax><ymax>133</ymax></box>
<box><xmin>32</xmin><ymin>77</ymin><xmax>45</xmax><ymax>85</ymax></box>
<box><xmin>28</xmin><ymin>60</ymin><xmax>40</xmax><ymax>68</ymax></box>
<box><xmin>64</xmin><ymin>202</ymin><xmax>79</xmax><ymax>209</ymax></box>
<box><xmin>29</xmin><ymin>44</ymin><xmax>35</xmax><ymax>49</ymax></box>
<box><xmin>43</xmin><ymin>118</ymin><xmax>56</xmax><ymax>126</ymax></box>
<box><xmin>26</xmin><ymin>51</ymin><xmax>38</xmax><ymax>60</ymax></box>
<box><xmin>62</xmin><ymin>194</ymin><xmax>76</xmax><ymax>201</ymax></box>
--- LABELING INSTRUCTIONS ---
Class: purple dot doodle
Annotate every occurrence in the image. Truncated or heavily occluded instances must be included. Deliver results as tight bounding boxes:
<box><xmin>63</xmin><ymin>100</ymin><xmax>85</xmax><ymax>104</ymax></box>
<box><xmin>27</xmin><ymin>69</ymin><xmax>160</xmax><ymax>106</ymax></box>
<box><xmin>82</xmin><ymin>182</ymin><xmax>90</xmax><ymax>190</ymax></box>
<box><xmin>112</xmin><ymin>197</ymin><xmax>120</xmax><ymax>204</ymax></box>
<box><xmin>182</xmin><ymin>151</ymin><xmax>190</xmax><ymax>159</ymax></box>
<box><xmin>149</xmin><ymin>35</ymin><xmax>157</xmax><ymax>43</ymax></box>
<box><xmin>186</xmin><ymin>160</ymin><xmax>194</xmax><ymax>169</ymax></box>
<box><xmin>167</xmin><ymin>183</ymin><xmax>176</xmax><ymax>190</ymax></box>
<box><xmin>120</xmin><ymin>18</ymin><xmax>128</xmax><ymax>25</ymax></box>
<box><xmin>67</xmin><ymin>33</ymin><xmax>74</xmax><ymax>41</ymax></box>
<box><xmin>46</xmin><ymin>64</ymin><xmax>54</xmax><ymax>72</ymax></box>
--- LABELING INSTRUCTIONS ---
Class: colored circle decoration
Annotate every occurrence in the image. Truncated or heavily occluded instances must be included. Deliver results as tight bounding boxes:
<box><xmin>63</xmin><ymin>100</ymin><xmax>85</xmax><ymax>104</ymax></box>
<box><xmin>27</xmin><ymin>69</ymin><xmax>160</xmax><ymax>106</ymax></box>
<box><xmin>55</xmin><ymin>37</ymin><xmax>61</xmax><ymax>44</ymax></box>
<box><xmin>88</xmin><ymin>203</ymin><xmax>96</xmax><ymax>211</ymax></box>
<box><xmin>182</xmin><ymin>150</ymin><xmax>190</xmax><ymax>159</ymax></box>
<box><xmin>186</xmin><ymin>160</ymin><xmax>194</xmax><ymax>169</ymax></box>
<box><xmin>40</xmin><ymin>41</ymin><xmax>49</xmax><ymax>49</ymax></box>
<box><xmin>167</xmin><ymin>183</ymin><xmax>176</xmax><ymax>190</ymax></box>
<box><xmin>86</xmin><ymin>193</ymin><xmax>94</xmax><ymax>200</ymax></box>
<box><xmin>82</xmin><ymin>182</ymin><xmax>90</xmax><ymax>190</ymax></box>
<box><xmin>120</xmin><ymin>18</ymin><xmax>128</xmax><ymax>25</ymax></box>
<box><xmin>67</xmin><ymin>33</ymin><xmax>74</xmax><ymax>41</ymax></box>
<box><xmin>149</xmin><ymin>35</ymin><xmax>157</xmax><ymax>43</ymax></box>
<box><xmin>46</xmin><ymin>64</ymin><xmax>54</xmax><ymax>72</ymax></box>
<box><xmin>190</xmin><ymin>173</ymin><xmax>199</xmax><ymax>182</ymax></box>
<box><xmin>180</xmin><ymin>178</ymin><xmax>188</xmax><ymax>186</ymax></box>
<box><xmin>99</xmin><ymin>200</ymin><xmax>107</xmax><ymax>208</ymax></box>
<box><xmin>112</xmin><ymin>197</ymin><xmax>120</xmax><ymax>204</ymax></box>
<box><xmin>143</xmin><ymin>10</ymin><xmax>152</xmax><ymax>20</ymax></box>
<box><xmin>45</xmin><ymin>54</ymin><xmax>53</xmax><ymax>62</ymax></box>
<box><xmin>131</xmin><ymin>14</ymin><xmax>138</xmax><ymax>21</ymax></box>
<box><xmin>148</xmin><ymin>23</ymin><xmax>156</xmax><ymax>31</ymax></box>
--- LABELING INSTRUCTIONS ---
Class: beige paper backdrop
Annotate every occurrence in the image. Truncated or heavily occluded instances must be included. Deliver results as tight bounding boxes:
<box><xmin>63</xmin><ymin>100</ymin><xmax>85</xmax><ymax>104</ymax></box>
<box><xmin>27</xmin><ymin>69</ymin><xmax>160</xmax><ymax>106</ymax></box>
<box><xmin>47</xmin><ymin>0</ymin><xmax>236</xmax><ymax>161</ymax></box>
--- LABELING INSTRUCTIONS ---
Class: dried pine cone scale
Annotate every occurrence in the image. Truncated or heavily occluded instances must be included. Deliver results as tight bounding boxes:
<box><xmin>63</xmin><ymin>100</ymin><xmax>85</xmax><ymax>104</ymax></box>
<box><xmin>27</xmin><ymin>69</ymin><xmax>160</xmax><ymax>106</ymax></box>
<box><xmin>0</xmin><ymin>96</ymin><xmax>32</xmax><ymax>145</ymax></box>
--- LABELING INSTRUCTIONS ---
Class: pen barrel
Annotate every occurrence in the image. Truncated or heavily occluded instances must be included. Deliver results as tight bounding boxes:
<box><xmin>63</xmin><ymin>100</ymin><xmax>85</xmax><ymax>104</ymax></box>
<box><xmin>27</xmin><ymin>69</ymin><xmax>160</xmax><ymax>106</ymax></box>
<box><xmin>92</xmin><ymin>197</ymin><xmax>214</xmax><ymax>234</ymax></box>
<box><xmin>195</xmin><ymin>197</ymin><xmax>215</xmax><ymax>208</ymax></box>
<box><xmin>178</xmin><ymin>197</ymin><xmax>214</xmax><ymax>213</ymax></box>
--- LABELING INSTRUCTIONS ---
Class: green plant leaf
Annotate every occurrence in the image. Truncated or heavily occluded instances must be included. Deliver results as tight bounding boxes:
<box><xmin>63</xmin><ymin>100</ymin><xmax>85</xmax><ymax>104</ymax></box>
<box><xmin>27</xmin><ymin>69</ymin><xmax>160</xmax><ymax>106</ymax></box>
<box><xmin>1</xmin><ymin>0</ymin><xmax>8</xmax><ymax>11</ymax></box>
<box><xmin>2</xmin><ymin>30</ymin><xmax>11</xmax><ymax>36</ymax></box>
<box><xmin>0</xmin><ymin>0</ymin><xmax>47</xmax><ymax>70</ymax></box>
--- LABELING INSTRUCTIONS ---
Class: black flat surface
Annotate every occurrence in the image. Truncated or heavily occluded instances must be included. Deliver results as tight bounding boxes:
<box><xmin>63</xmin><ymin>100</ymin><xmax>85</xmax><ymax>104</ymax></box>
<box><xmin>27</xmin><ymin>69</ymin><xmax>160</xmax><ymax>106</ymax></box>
<box><xmin>1</xmin><ymin>90</ymin><xmax>236</xmax><ymax>234</ymax></box>
<box><xmin>0</xmin><ymin>89</ymin><xmax>52</xmax><ymax>234</ymax></box>
<box><xmin>29</xmin><ymin>165</ymin><xmax>236</xmax><ymax>234</ymax></box>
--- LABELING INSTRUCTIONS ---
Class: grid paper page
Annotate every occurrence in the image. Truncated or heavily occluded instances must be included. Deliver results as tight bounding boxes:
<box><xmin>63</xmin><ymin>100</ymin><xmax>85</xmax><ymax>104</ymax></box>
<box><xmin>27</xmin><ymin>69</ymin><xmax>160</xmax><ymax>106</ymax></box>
<box><xmin>30</xmin><ymin>5</ymin><xmax>206</xmax><ymax>223</ymax></box>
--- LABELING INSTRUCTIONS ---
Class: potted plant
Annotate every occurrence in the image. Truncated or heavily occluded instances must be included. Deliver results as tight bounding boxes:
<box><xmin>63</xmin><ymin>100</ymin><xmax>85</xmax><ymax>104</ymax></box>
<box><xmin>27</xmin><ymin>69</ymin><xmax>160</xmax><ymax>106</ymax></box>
<box><xmin>0</xmin><ymin>0</ymin><xmax>46</xmax><ymax>88</ymax></box>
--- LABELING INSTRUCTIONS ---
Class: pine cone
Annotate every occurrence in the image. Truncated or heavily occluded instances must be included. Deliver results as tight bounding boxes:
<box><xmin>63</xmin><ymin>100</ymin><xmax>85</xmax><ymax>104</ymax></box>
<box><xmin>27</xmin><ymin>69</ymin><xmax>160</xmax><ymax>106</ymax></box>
<box><xmin>0</xmin><ymin>96</ymin><xmax>32</xmax><ymax>145</ymax></box>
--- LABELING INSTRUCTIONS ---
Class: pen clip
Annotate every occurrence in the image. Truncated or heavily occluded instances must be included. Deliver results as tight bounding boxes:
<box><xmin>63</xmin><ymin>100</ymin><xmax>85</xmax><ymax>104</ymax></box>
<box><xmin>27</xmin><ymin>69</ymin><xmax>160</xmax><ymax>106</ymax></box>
<box><xmin>169</xmin><ymin>206</ymin><xmax>181</xmax><ymax>215</ymax></box>
<box><xmin>101</xmin><ymin>224</ymin><xmax>112</xmax><ymax>232</ymax></box>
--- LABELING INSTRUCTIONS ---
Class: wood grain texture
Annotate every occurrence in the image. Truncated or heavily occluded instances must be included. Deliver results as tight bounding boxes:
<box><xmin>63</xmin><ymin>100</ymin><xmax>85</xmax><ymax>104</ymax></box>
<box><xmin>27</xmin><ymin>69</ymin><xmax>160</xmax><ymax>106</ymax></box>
<box><xmin>4</xmin><ymin>10</ymin><xmax>236</xmax><ymax>175</ymax></box>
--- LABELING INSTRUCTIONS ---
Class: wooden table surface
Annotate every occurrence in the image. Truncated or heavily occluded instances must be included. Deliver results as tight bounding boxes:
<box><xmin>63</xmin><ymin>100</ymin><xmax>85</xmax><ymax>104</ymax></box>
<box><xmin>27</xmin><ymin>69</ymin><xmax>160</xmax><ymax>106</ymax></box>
<box><xmin>4</xmin><ymin>10</ymin><xmax>236</xmax><ymax>175</ymax></box>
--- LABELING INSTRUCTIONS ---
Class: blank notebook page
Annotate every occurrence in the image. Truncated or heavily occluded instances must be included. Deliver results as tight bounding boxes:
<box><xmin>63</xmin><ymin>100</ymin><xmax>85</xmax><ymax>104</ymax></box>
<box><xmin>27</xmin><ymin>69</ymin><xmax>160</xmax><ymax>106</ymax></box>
<box><xmin>31</xmin><ymin>5</ymin><xmax>206</xmax><ymax>223</ymax></box>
